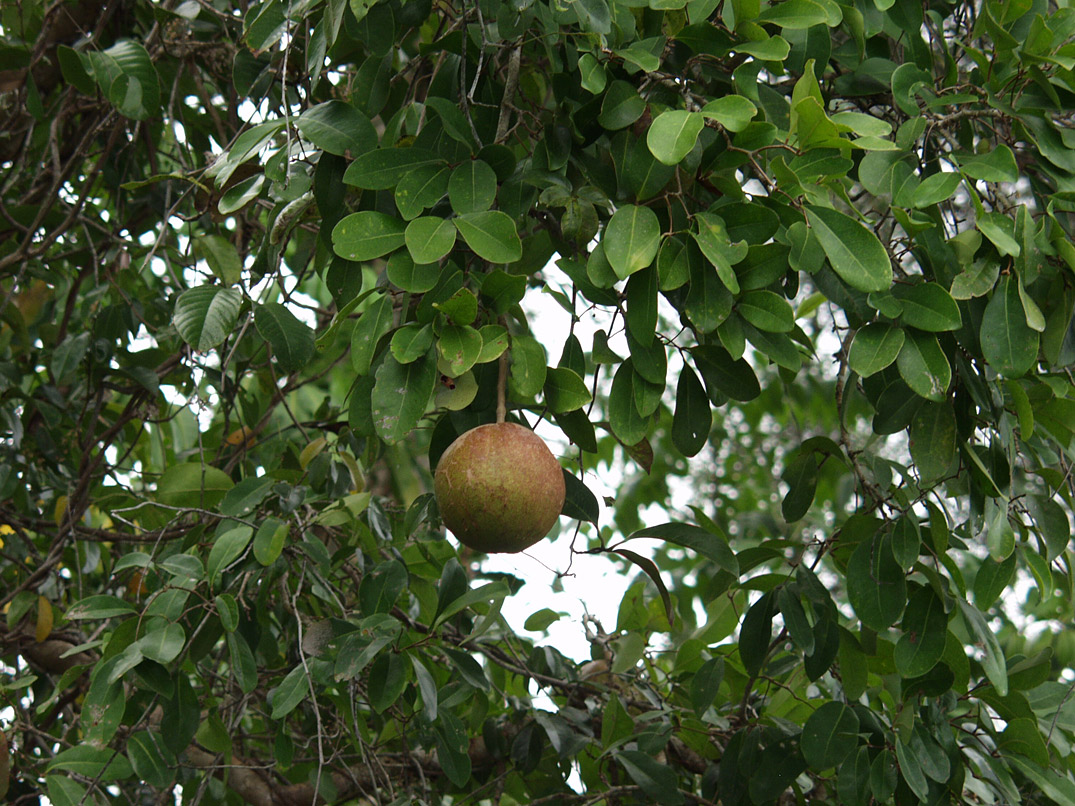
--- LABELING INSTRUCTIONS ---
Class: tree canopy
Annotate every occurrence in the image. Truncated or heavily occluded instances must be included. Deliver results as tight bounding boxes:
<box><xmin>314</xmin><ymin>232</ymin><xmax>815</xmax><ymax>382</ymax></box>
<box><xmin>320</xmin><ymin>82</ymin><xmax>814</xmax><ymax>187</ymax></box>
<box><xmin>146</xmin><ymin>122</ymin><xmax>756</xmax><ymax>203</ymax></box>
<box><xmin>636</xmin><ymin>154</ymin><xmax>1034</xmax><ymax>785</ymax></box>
<box><xmin>5</xmin><ymin>0</ymin><xmax>1075</xmax><ymax>803</ymax></box>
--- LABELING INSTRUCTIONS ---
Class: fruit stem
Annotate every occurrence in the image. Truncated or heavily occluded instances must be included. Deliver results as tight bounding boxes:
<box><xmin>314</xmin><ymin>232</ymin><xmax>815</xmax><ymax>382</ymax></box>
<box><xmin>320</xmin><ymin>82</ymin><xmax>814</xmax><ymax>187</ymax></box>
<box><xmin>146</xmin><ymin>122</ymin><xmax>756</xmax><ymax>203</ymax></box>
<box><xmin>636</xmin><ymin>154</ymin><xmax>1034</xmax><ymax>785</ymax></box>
<box><xmin>496</xmin><ymin>350</ymin><xmax>508</xmax><ymax>424</ymax></box>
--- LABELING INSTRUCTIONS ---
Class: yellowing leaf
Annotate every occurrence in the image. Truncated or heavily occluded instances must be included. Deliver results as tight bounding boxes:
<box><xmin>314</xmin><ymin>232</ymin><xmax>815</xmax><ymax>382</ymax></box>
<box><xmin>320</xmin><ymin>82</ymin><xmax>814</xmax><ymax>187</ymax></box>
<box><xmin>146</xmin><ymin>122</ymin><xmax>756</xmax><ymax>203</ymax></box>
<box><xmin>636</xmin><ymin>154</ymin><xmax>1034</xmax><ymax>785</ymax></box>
<box><xmin>35</xmin><ymin>595</ymin><xmax>54</xmax><ymax>643</ymax></box>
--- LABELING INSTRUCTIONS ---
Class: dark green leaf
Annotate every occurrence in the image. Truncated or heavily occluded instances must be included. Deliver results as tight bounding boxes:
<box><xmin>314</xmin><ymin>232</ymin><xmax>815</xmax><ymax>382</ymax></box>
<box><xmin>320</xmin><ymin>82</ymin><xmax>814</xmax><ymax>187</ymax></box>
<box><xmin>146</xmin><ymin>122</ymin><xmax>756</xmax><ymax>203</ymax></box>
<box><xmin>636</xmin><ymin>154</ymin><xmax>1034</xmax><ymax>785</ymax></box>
<box><xmin>454</xmin><ymin>211</ymin><xmax>522</xmax><ymax>263</ymax></box>
<box><xmin>981</xmin><ymin>274</ymin><xmax>1038</xmax><ymax>377</ymax></box>
<box><xmin>801</xmin><ymin>701</ymin><xmax>860</xmax><ymax>770</ymax></box>
<box><xmin>671</xmin><ymin>365</ymin><xmax>711</xmax><ymax>457</ymax></box>
<box><xmin>447</xmin><ymin>160</ymin><xmax>497</xmax><ymax>214</ymax></box>
<box><xmin>846</xmin><ymin>534</ymin><xmax>906</xmax><ymax>630</ymax></box>
<box><xmin>616</xmin><ymin>750</ymin><xmax>685</xmax><ymax>805</ymax></box>
<box><xmin>604</xmin><ymin>205</ymin><xmax>660</xmax><ymax>279</ymax></box>
<box><xmin>625</xmin><ymin>522</ymin><xmax>737</xmax><ymax>576</ymax></box>
<box><xmin>896</xmin><ymin>330</ymin><xmax>950</xmax><ymax>402</ymax></box>
<box><xmin>173</xmin><ymin>286</ymin><xmax>243</xmax><ymax>352</ymax></box>
<box><xmin>894</xmin><ymin>585</ymin><xmax>948</xmax><ymax>678</ymax></box>
<box><xmin>893</xmin><ymin>281</ymin><xmax>961</xmax><ymax>331</ymax></box>
<box><xmin>806</xmin><ymin>206</ymin><xmax>893</xmax><ymax>292</ymax></box>
<box><xmin>848</xmin><ymin>323</ymin><xmax>904</xmax><ymax>376</ymax></box>
<box><xmin>254</xmin><ymin>303</ymin><xmax>315</xmax><ymax>373</ymax></box>
<box><xmin>371</xmin><ymin>352</ymin><xmax>437</xmax><ymax>443</ymax></box>
<box><xmin>296</xmin><ymin>100</ymin><xmax>377</xmax><ymax>156</ymax></box>
<box><xmin>332</xmin><ymin>211</ymin><xmax>406</xmax><ymax>260</ymax></box>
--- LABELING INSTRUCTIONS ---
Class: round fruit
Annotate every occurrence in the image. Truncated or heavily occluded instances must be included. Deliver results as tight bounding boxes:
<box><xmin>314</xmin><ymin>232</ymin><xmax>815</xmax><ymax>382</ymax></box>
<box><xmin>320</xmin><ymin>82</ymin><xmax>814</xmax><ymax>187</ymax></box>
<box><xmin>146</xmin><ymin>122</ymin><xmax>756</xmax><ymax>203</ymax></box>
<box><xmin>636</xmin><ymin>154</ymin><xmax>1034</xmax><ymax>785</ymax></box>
<box><xmin>434</xmin><ymin>422</ymin><xmax>565</xmax><ymax>553</ymax></box>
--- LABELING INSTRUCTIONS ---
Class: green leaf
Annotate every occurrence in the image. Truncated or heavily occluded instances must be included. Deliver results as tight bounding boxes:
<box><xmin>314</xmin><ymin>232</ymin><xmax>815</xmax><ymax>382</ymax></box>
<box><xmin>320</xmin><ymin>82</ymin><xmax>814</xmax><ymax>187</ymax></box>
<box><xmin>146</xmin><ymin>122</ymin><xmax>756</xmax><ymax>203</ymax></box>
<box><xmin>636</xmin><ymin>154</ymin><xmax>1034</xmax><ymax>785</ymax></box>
<box><xmin>254</xmin><ymin>303</ymin><xmax>315</xmax><ymax>373</ymax></box>
<box><xmin>454</xmin><ymin>211</ymin><xmax>522</xmax><ymax>263</ymax></box>
<box><xmin>405</xmin><ymin>216</ymin><xmax>456</xmax><ymax>263</ymax></box>
<box><xmin>46</xmin><ymin>775</ymin><xmax>87</xmax><ymax>806</ymax></box>
<box><xmin>615</xmin><ymin>750</ymin><xmax>685</xmax><ymax>805</ymax></box>
<box><xmin>693</xmin><ymin>212</ymin><xmax>743</xmax><ymax>294</ymax></box>
<box><xmin>51</xmin><ymin>333</ymin><xmax>90</xmax><ymax>383</ymax></box>
<box><xmin>806</xmin><ymin>206</ymin><xmax>893</xmax><ymax>292</ymax></box>
<box><xmin>959</xmin><ymin>144</ymin><xmax>1019</xmax><ymax>183</ymax></box>
<box><xmin>206</xmin><ymin>526</ymin><xmax>253</xmax><ymax>585</ymax></box>
<box><xmin>849</xmin><ymin>323</ymin><xmax>904</xmax><ymax>376</ymax></box>
<box><xmin>173</xmin><ymin>286</ymin><xmax>243</xmax><ymax>351</ymax></box>
<box><xmin>253</xmin><ymin>518</ymin><xmax>288</xmax><ymax>565</ymax></box>
<box><xmin>436</xmin><ymin>325</ymin><xmax>482</xmax><ymax>377</ymax></box>
<box><xmin>978</xmin><ymin>212</ymin><xmax>1021</xmax><ymax>256</ymax></box>
<box><xmin>957</xmin><ymin>598</ymin><xmax>1008</xmax><ymax>695</ymax></box>
<box><xmin>609</xmin><ymin>360</ymin><xmax>649</xmax><ymax>445</ymax></box>
<box><xmin>893</xmin><ymin>282</ymin><xmax>961</xmax><ymax>331</ymax></box>
<box><xmin>737</xmin><ymin>290</ymin><xmax>794</xmax><ymax>332</ymax></box>
<box><xmin>700</xmin><ymin>95</ymin><xmax>757</xmax><ymax>132</ymax></box>
<box><xmin>360</xmin><ymin>560</ymin><xmax>408</xmax><ymax>614</ymax></box>
<box><xmin>390</xmin><ymin>323</ymin><xmax>435</xmax><ymax>364</ymax></box>
<box><xmin>386</xmin><ymin>252</ymin><xmax>440</xmax><ymax>292</ymax></box>
<box><xmin>296</xmin><ymin>100</ymin><xmax>377</xmax><ymax>156</ymax></box>
<box><xmin>781</xmin><ymin>451</ymin><xmax>818</xmax><ymax>523</ymax></box>
<box><xmin>999</xmin><ymin>719</ymin><xmax>1051</xmax><ymax>768</ymax></box>
<box><xmin>671</xmin><ymin>365</ymin><xmax>711</xmax><ymax>457</ymax></box>
<box><xmin>909</xmin><ymin>400</ymin><xmax>956</xmax><ymax>480</ymax></box>
<box><xmin>126</xmin><ymin>731</ymin><xmax>175</xmax><ymax>788</ymax></box>
<box><xmin>343</xmin><ymin>147</ymin><xmax>442</xmax><ymax>189</ymax></box>
<box><xmin>219</xmin><ymin>475</ymin><xmax>274</xmax><ymax>519</ymax></box>
<box><xmin>480</xmin><ymin>269</ymin><xmax>527</xmax><ymax>314</ymax></box>
<box><xmin>156</xmin><ymin>463</ymin><xmax>234</xmax><ymax>508</ymax></box>
<box><xmin>625</xmin><ymin>267</ymin><xmax>658</xmax><ymax>347</ymax></box>
<box><xmin>523</xmin><ymin>608</ymin><xmax>564</xmax><ymax>632</ymax></box>
<box><xmin>562</xmin><ymin>469</ymin><xmax>600</xmax><ymax>524</ymax></box>
<box><xmin>371</xmin><ymin>352</ymin><xmax>437</xmax><ymax>443</ymax></box>
<box><xmin>369</xmin><ymin>652</ymin><xmax>409</xmax><ymax>712</ymax></box>
<box><xmin>801</xmin><ymin>702</ymin><xmax>860</xmax><ymax>770</ymax></box>
<box><xmin>435</xmin><ymin>709</ymin><xmax>472</xmax><ymax>785</ymax></box>
<box><xmin>412</xmin><ymin>656</ymin><xmax>438</xmax><ymax>722</ymax></box>
<box><xmin>757</xmin><ymin>0</ymin><xmax>830</xmax><ymax>28</ymax></box>
<box><xmin>395</xmin><ymin>164</ymin><xmax>451</xmax><ymax>220</ymax></box>
<box><xmin>194</xmin><ymin>234</ymin><xmax>243</xmax><ymax>286</ymax></box>
<box><xmin>846</xmin><ymin>534</ymin><xmax>906</xmax><ymax>631</ymax></box>
<box><xmin>894</xmin><ymin>585</ymin><xmax>947</xmax><ymax>678</ymax></box>
<box><xmin>912</xmin><ymin>172</ymin><xmax>962</xmax><ymax>208</ymax></box>
<box><xmin>604</xmin><ymin>205</ymin><xmax>660</xmax><ymax>279</ymax></box>
<box><xmin>895</xmin><ymin>736</ymin><xmax>929</xmax><ymax>801</ymax></box>
<box><xmin>137</xmin><ymin>622</ymin><xmax>186</xmax><ymax>664</ymax></box>
<box><xmin>574</xmin><ymin>0</ymin><xmax>612</xmax><ymax>33</ymax></box>
<box><xmin>981</xmin><ymin>274</ymin><xmax>1038</xmax><ymax>377</ymax></box>
<box><xmin>331</xmin><ymin>211</ymin><xmax>406</xmax><ymax>260</ymax></box>
<box><xmin>890</xmin><ymin>515</ymin><xmax>921</xmax><ymax>571</ymax></box>
<box><xmin>777</xmin><ymin>587</ymin><xmax>814</xmax><ymax>654</ymax></box>
<box><xmin>350</xmin><ymin>292</ymin><xmax>394</xmax><ymax>375</ymax></box>
<box><xmin>598</xmin><ymin>81</ymin><xmax>646</xmax><ymax>130</ymax></box>
<box><xmin>509</xmin><ymin>334</ymin><xmax>547</xmax><ymax>398</ymax></box>
<box><xmin>432</xmin><ymin>287</ymin><xmax>478</xmax><ymax>325</ymax></box>
<box><xmin>691</xmin><ymin>344</ymin><xmax>761</xmax><ymax>402</ymax></box>
<box><xmin>625</xmin><ymin>522</ymin><xmax>737</xmax><ymax>576</ymax></box>
<box><xmin>739</xmin><ymin>591</ymin><xmax>775</xmax><ymax>675</ymax></box>
<box><xmin>896</xmin><ymin>330</ymin><xmax>950</xmax><ymax>402</ymax></box>
<box><xmin>447</xmin><ymin>160</ymin><xmax>497</xmax><ymax>214</ymax></box>
<box><xmin>950</xmin><ymin>258</ymin><xmax>998</xmax><ymax>300</ymax></box>
<box><xmin>215</xmin><ymin>593</ymin><xmax>239</xmax><ymax>632</ymax></box>
<box><xmin>974</xmin><ymin>552</ymin><xmax>1016</xmax><ymax>609</ymax></box>
<box><xmin>424</xmin><ymin>96</ymin><xmax>477</xmax><ymax>148</ymax></box>
<box><xmin>647</xmin><ymin>110</ymin><xmax>704</xmax><ymax>165</ymax></box>
<box><xmin>683</xmin><ymin>260</ymin><xmax>733</xmax><ymax>333</ymax></box>
<box><xmin>688</xmin><ymin>655</ymin><xmax>725</xmax><ymax>715</ymax></box>
<box><xmin>543</xmin><ymin>366</ymin><xmax>592</xmax><ymax>413</ymax></box>
<box><xmin>47</xmin><ymin>746</ymin><xmax>132</xmax><ymax>781</ymax></box>
<box><xmin>270</xmin><ymin>664</ymin><xmax>309</xmax><ymax>719</ymax></box>
<box><xmin>90</xmin><ymin>40</ymin><xmax>160</xmax><ymax>120</ymax></box>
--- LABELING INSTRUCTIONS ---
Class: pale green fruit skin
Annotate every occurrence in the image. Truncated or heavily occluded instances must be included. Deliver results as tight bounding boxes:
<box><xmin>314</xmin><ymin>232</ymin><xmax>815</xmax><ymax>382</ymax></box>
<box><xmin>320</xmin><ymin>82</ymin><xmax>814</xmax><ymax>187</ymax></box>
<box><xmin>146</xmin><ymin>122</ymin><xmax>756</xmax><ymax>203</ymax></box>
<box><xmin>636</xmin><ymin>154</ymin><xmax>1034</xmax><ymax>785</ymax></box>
<box><xmin>434</xmin><ymin>422</ymin><xmax>566</xmax><ymax>553</ymax></box>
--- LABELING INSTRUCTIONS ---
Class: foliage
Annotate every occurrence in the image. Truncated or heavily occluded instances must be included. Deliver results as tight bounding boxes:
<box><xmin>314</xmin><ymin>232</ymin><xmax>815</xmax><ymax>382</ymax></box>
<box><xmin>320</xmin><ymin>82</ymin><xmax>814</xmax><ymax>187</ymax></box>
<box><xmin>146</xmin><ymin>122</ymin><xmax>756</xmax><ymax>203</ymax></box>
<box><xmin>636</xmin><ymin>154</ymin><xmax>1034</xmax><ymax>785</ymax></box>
<box><xmin>4</xmin><ymin>0</ymin><xmax>1075</xmax><ymax>804</ymax></box>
